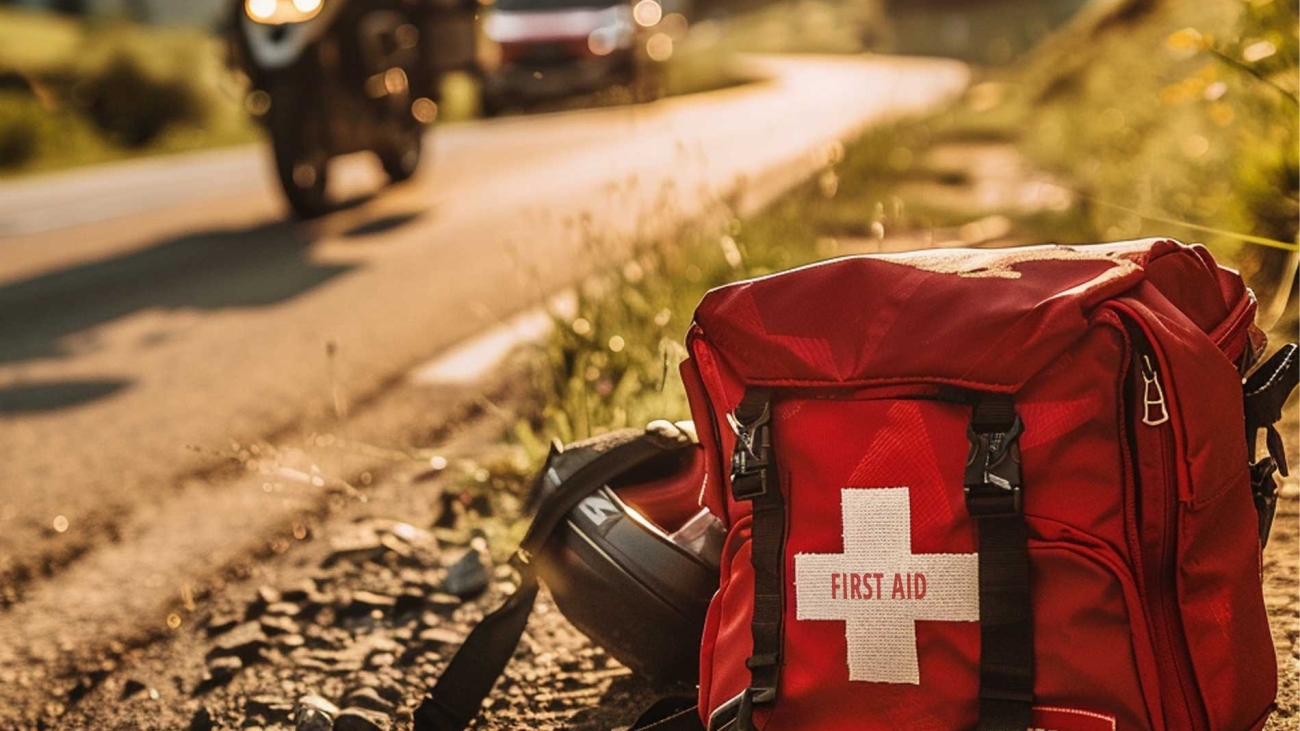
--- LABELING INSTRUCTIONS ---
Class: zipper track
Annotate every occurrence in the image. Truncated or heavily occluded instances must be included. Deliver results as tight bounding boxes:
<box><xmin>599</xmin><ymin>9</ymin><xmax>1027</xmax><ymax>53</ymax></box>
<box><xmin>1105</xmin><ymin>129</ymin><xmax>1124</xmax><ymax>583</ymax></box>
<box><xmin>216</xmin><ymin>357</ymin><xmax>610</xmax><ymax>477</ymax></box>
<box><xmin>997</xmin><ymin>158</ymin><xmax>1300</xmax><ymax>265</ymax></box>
<box><xmin>1125</xmin><ymin>324</ymin><xmax>1205</xmax><ymax>731</ymax></box>
<box><xmin>1208</xmin><ymin>288</ymin><xmax>1256</xmax><ymax>360</ymax></box>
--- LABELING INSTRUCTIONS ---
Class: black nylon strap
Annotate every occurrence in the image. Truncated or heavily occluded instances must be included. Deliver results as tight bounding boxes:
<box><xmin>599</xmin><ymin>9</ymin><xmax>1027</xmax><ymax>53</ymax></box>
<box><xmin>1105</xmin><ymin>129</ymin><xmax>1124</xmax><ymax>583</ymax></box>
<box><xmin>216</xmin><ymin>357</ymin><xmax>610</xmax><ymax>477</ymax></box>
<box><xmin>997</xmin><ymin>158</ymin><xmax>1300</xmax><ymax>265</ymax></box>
<box><xmin>965</xmin><ymin>395</ymin><xmax>1034</xmax><ymax>731</ymax></box>
<box><xmin>728</xmin><ymin>389</ymin><xmax>783</xmax><ymax>726</ymax></box>
<box><xmin>413</xmin><ymin>580</ymin><xmax>540</xmax><ymax>731</ymax></box>
<box><xmin>414</xmin><ymin>432</ymin><xmax>670</xmax><ymax>731</ymax></box>
<box><xmin>630</xmin><ymin>698</ymin><xmax>704</xmax><ymax>730</ymax></box>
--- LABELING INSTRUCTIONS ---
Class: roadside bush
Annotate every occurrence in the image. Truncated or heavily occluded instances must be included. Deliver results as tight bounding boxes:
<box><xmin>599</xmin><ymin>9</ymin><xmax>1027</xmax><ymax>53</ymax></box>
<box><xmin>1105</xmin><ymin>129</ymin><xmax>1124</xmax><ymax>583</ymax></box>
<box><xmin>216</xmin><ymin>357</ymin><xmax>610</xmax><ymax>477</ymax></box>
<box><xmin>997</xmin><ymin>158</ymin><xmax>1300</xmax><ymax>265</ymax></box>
<box><xmin>69</xmin><ymin>50</ymin><xmax>210</xmax><ymax>147</ymax></box>
<box><xmin>0</xmin><ymin>91</ymin><xmax>42</xmax><ymax>167</ymax></box>
<box><xmin>0</xmin><ymin>86</ymin><xmax>110</xmax><ymax>172</ymax></box>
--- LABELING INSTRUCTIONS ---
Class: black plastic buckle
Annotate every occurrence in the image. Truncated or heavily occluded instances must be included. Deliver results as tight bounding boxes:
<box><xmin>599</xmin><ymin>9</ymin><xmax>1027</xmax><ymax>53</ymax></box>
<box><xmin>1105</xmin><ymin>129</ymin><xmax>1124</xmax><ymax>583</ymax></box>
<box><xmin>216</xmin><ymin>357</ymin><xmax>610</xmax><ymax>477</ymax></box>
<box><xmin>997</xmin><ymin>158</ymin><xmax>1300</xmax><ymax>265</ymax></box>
<box><xmin>964</xmin><ymin>415</ymin><xmax>1024</xmax><ymax>517</ymax></box>
<box><xmin>728</xmin><ymin>405</ymin><xmax>772</xmax><ymax>501</ymax></box>
<box><xmin>706</xmin><ymin>687</ymin><xmax>773</xmax><ymax>731</ymax></box>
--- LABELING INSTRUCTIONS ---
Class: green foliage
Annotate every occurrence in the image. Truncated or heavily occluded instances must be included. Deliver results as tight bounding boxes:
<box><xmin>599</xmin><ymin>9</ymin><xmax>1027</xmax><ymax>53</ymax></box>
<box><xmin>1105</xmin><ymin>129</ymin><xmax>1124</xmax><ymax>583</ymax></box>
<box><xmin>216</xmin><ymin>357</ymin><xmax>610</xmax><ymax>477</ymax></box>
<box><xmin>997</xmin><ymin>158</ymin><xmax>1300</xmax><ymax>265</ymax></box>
<box><xmin>953</xmin><ymin>0</ymin><xmax>1297</xmax><ymax>306</ymax></box>
<box><xmin>0</xmin><ymin>91</ymin><xmax>41</xmax><ymax>167</ymax></box>
<box><xmin>0</xmin><ymin>8</ymin><xmax>255</xmax><ymax>174</ymax></box>
<box><xmin>0</xmin><ymin>88</ymin><xmax>115</xmax><ymax>168</ymax></box>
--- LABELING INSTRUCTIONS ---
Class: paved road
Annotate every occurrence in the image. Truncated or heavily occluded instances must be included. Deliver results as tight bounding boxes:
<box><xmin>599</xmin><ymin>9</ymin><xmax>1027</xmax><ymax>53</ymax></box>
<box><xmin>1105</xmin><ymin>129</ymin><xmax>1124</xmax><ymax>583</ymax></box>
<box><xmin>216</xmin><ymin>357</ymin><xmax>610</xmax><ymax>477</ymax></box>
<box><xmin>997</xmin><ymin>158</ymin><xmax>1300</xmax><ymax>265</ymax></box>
<box><xmin>0</xmin><ymin>54</ymin><xmax>967</xmax><ymax>600</ymax></box>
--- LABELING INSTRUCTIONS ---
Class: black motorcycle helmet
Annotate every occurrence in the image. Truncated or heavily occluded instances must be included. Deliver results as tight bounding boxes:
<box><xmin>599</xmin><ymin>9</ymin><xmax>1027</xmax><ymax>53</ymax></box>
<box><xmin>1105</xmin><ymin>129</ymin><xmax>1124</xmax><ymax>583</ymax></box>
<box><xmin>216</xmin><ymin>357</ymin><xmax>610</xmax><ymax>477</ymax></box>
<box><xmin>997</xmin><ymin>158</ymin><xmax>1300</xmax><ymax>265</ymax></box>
<box><xmin>531</xmin><ymin>420</ymin><xmax>723</xmax><ymax>683</ymax></box>
<box><xmin>416</xmin><ymin>422</ymin><xmax>722</xmax><ymax>731</ymax></box>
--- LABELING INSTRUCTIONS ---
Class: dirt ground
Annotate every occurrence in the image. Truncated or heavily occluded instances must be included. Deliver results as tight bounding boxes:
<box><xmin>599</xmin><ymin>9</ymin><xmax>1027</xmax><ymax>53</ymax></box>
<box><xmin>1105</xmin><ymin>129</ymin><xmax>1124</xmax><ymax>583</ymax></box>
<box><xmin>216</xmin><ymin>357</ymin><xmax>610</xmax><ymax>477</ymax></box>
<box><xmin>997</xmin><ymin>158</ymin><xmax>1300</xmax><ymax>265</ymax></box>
<box><xmin>1262</xmin><ymin>386</ymin><xmax>1299</xmax><ymax>731</ymax></box>
<box><xmin>8</xmin><ymin>349</ymin><xmax>1290</xmax><ymax>731</ymax></box>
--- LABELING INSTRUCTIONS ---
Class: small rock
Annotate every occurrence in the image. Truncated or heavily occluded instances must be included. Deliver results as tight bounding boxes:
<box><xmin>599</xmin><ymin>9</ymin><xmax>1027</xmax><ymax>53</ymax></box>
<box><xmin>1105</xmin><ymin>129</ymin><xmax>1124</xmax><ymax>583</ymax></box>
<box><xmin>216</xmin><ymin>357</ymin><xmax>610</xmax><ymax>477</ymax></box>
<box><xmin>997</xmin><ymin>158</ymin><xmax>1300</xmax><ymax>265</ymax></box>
<box><xmin>366</xmin><ymin>652</ymin><xmax>395</xmax><ymax>669</ymax></box>
<box><xmin>369</xmin><ymin>680</ymin><xmax>404</xmax><ymax>705</ymax></box>
<box><xmin>261</xmin><ymin>615</ymin><xmax>299</xmax><ymax>636</ymax></box>
<box><xmin>267</xmin><ymin>602</ymin><xmax>303</xmax><ymax>616</ymax></box>
<box><xmin>246</xmin><ymin>585</ymin><xmax>281</xmax><ymax>618</ymax></box>
<box><xmin>120</xmin><ymin>678</ymin><xmax>147</xmax><ymax>699</ymax></box>
<box><xmin>379</xmin><ymin>534</ymin><xmax>413</xmax><ymax>559</ymax></box>
<box><xmin>280</xmin><ymin>582</ymin><xmax>313</xmax><ymax>603</ymax></box>
<box><xmin>343</xmin><ymin>687</ymin><xmax>395</xmax><ymax>715</ymax></box>
<box><xmin>299</xmin><ymin>649</ymin><xmax>363</xmax><ymax>673</ymax></box>
<box><xmin>418</xmin><ymin>627</ymin><xmax>461</xmax><ymax>646</ymax></box>
<box><xmin>422</xmin><ymin>594</ymin><xmax>463</xmax><ymax>615</ymax></box>
<box><xmin>205</xmin><ymin>656</ymin><xmax>243</xmax><ymax>684</ymax></box>
<box><xmin>293</xmin><ymin>657</ymin><xmax>336</xmax><ymax>673</ymax></box>
<box><xmin>346</xmin><ymin>591</ymin><xmax>396</xmax><ymax>616</ymax></box>
<box><xmin>245</xmin><ymin>695</ymin><xmax>294</xmax><ymax>723</ymax></box>
<box><xmin>325</xmin><ymin>528</ymin><xmax>385</xmax><ymax>567</ymax></box>
<box><xmin>334</xmin><ymin>707</ymin><xmax>391</xmax><ymax>731</ymax></box>
<box><xmin>358</xmin><ymin>635</ymin><xmax>403</xmax><ymax>659</ymax></box>
<box><xmin>388</xmin><ymin>522</ymin><xmax>433</xmax><ymax>545</ymax></box>
<box><xmin>205</xmin><ymin>612</ymin><xmax>241</xmax><ymax>637</ymax></box>
<box><xmin>190</xmin><ymin>706</ymin><xmax>216</xmax><ymax>731</ymax></box>
<box><xmin>295</xmin><ymin>694</ymin><xmax>339</xmax><ymax>731</ymax></box>
<box><xmin>209</xmin><ymin>622</ymin><xmax>269</xmax><ymax>664</ymax></box>
<box><xmin>277</xmin><ymin>633</ymin><xmax>306</xmax><ymax>649</ymax></box>
<box><xmin>441</xmin><ymin>550</ymin><xmax>488</xmax><ymax>599</ymax></box>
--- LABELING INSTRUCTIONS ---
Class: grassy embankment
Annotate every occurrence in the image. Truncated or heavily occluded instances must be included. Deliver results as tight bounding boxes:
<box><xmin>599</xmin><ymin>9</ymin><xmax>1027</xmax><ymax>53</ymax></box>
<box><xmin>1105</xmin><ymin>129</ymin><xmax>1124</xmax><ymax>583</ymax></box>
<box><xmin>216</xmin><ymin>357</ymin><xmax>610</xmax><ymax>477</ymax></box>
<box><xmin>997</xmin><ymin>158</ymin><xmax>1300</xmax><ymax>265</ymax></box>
<box><xmin>520</xmin><ymin>0</ymin><xmax>1298</xmax><ymax>450</ymax></box>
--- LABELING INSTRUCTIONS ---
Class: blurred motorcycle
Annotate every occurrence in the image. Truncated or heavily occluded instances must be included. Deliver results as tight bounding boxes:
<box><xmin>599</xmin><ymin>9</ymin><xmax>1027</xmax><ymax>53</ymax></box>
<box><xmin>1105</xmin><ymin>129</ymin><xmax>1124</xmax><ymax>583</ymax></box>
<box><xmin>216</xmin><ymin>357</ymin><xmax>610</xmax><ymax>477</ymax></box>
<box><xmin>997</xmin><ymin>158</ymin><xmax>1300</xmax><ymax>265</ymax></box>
<box><xmin>228</xmin><ymin>0</ymin><xmax>477</xmax><ymax>217</ymax></box>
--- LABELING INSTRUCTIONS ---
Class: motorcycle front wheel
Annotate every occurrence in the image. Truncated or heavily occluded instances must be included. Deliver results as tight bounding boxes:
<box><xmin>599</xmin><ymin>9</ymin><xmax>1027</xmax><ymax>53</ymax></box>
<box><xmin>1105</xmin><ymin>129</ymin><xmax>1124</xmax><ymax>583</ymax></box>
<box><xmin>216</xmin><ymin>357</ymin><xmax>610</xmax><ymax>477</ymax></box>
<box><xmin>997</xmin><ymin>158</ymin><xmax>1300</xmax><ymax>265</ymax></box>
<box><xmin>269</xmin><ymin>72</ymin><xmax>332</xmax><ymax>219</ymax></box>
<box><xmin>378</xmin><ymin>123</ymin><xmax>423</xmax><ymax>184</ymax></box>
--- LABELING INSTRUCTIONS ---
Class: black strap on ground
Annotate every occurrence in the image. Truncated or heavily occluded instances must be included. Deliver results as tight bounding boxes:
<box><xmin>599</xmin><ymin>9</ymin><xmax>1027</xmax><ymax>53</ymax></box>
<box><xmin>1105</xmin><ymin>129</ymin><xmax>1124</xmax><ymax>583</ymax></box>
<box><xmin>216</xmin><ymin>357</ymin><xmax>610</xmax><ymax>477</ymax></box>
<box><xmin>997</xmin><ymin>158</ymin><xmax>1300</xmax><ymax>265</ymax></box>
<box><xmin>629</xmin><ymin>697</ymin><xmax>705</xmax><ymax>730</ymax></box>
<box><xmin>1243</xmin><ymin>343</ymin><xmax>1299</xmax><ymax>549</ymax></box>
<box><xmin>964</xmin><ymin>394</ymin><xmax>1034</xmax><ymax>731</ymax></box>
<box><xmin>413</xmin><ymin>431</ymin><xmax>670</xmax><ymax>731</ymax></box>
<box><xmin>722</xmin><ymin>388</ymin><xmax>782</xmax><ymax>731</ymax></box>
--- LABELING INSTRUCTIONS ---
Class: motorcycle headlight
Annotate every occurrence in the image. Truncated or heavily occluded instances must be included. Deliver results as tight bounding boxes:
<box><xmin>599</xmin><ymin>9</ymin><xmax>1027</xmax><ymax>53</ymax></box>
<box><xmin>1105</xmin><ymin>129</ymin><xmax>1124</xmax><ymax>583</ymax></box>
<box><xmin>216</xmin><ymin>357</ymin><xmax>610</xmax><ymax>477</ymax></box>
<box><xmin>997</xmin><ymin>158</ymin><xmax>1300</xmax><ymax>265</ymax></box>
<box><xmin>245</xmin><ymin>0</ymin><xmax>325</xmax><ymax>25</ymax></box>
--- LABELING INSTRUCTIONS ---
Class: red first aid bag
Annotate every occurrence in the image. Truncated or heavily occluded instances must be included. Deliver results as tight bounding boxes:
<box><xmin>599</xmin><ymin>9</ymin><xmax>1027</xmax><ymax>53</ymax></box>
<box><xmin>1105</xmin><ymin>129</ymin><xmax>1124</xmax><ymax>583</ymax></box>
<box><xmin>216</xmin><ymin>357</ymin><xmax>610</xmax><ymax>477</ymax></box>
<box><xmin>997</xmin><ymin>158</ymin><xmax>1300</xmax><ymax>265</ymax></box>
<box><xmin>681</xmin><ymin>240</ymin><xmax>1297</xmax><ymax>731</ymax></box>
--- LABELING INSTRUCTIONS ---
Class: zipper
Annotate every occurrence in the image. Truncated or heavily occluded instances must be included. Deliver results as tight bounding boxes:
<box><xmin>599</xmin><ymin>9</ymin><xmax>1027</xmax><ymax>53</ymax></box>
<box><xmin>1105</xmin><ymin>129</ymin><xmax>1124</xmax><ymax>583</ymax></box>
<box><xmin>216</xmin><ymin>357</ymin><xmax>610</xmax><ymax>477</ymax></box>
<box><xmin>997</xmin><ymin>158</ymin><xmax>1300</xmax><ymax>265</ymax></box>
<box><xmin>1127</xmin><ymin>328</ymin><xmax>1205</xmax><ymax>731</ymax></box>
<box><xmin>1139</xmin><ymin>354</ymin><xmax>1170</xmax><ymax>426</ymax></box>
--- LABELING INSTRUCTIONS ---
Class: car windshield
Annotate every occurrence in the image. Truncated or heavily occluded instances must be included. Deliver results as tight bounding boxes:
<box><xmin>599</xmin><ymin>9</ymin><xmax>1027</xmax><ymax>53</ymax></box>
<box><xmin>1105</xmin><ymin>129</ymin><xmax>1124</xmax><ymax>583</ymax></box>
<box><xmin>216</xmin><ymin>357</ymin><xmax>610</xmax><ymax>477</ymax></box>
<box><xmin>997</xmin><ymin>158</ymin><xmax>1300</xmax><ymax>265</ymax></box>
<box><xmin>493</xmin><ymin>0</ymin><xmax>624</xmax><ymax>12</ymax></box>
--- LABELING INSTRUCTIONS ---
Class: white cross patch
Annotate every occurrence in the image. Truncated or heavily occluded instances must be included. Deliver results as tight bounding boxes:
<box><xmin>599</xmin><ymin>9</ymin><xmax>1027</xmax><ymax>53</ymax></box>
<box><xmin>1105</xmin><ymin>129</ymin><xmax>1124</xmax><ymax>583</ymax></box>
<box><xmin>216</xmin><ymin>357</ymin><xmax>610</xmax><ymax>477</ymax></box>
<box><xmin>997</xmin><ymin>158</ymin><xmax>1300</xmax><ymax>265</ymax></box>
<box><xmin>794</xmin><ymin>487</ymin><xmax>979</xmax><ymax>684</ymax></box>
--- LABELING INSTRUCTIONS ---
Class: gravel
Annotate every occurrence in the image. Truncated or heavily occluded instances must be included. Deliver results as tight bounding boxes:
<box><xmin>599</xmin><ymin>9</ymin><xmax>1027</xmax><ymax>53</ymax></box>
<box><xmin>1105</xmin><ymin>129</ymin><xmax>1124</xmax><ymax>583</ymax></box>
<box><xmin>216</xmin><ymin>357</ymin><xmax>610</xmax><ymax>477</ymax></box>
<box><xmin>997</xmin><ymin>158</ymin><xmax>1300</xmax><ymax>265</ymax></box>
<box><xmin>145</xmin><ymin>508</ymin><xmax>671</xmax><ymax>731</ymax></box>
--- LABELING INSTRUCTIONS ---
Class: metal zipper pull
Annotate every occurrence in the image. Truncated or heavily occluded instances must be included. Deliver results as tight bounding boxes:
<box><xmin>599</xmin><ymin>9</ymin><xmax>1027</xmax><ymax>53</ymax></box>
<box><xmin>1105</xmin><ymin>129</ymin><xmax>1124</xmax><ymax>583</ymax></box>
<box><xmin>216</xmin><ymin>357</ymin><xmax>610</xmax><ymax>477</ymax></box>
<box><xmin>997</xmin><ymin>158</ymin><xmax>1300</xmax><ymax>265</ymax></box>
<box><xmin>1141</xmin><ymin>355</ymin><xmax>1170</xmax><ymax>426</ymax></box>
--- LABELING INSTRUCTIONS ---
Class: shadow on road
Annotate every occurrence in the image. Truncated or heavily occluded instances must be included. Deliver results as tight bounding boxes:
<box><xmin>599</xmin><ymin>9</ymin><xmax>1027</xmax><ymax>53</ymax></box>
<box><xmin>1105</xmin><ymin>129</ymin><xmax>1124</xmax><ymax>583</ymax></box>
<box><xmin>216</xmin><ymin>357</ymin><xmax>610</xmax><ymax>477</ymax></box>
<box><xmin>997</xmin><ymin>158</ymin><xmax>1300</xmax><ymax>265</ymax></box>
<box><xmin>0</xmin><ymin>220</ymin><xmax>356</xmax><ymax>372</ymax></box>
<box><xmin>0</xmin><ymin>379</ymin><xmax>132</xmax><ymax>414</ymax></box>
<box><xmin>342</xmin><ymin>210</ymin><xmax>424</xmax><ymax>240</ymax></box>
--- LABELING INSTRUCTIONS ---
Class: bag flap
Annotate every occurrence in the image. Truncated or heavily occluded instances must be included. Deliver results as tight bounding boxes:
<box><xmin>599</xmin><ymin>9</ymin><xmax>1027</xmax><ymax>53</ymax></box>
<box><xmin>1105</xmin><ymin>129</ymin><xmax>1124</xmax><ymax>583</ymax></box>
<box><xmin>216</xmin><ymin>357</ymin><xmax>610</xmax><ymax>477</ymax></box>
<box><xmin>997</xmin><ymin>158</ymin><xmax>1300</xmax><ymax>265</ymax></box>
<box><xmin>690</xmin><ymin>239</ymin><xmax>1244</xmax><ymax>391</ymax></box>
